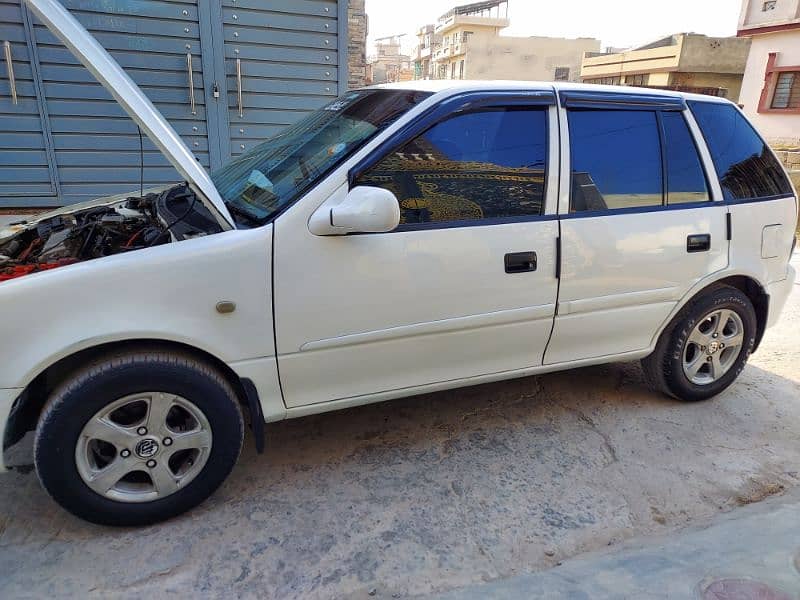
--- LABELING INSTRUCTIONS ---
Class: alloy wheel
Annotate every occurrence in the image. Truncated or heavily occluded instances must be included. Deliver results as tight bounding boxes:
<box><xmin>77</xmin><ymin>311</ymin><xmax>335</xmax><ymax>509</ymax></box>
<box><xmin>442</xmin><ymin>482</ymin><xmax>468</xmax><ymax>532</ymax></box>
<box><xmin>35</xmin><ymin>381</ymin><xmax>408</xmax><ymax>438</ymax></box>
<box><xmin>682</xmin><ymin>309</ymin><xmax>745</xmax><ymax>385</ymax></box>
<box><xmin>74</xmin><ymin>392</ymin><xmax>212</xmax><ymax>503</ymax></box>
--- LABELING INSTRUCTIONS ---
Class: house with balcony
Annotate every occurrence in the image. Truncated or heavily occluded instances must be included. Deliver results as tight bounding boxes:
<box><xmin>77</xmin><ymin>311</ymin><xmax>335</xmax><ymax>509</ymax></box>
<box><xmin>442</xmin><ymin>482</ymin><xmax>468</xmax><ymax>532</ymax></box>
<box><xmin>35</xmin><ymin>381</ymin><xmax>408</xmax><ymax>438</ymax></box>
<box><xmin>427</xmin><ymin>0</ymin><xmax>600</xmax><ymax>82</ymax></box>
<box><xmin>413</xmin><ymin>25</ymin><xmax>442</xmax><ymax>80</ymax></box>
<box><xmin>369</xmin><ymin>35</ymin><xmax>412</xmax><ymax>84</ymax></box>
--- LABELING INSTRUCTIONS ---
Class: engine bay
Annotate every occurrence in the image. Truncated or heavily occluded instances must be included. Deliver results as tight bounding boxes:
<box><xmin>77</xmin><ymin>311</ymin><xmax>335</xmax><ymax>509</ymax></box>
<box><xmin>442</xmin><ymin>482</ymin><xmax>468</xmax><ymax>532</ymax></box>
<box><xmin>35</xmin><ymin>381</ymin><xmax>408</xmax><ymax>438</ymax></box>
<box><xmin>0</xmin><ymin>185</ymin><xmax>223</xmax><ymax>283</ymax></box>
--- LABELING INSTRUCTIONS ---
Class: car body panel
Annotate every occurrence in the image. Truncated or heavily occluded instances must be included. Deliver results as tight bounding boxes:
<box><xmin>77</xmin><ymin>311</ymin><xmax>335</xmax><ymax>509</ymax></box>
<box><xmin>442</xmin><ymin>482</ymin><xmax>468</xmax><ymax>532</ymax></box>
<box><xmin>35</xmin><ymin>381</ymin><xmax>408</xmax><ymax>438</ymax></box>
<box><xmin>23</xmin><ymin>0</ymin><xmax>235</xmax><ymax>229</ymax></box>
<box><xmin>0</xmin><ymin>224</ymin><xmax>276</xmax><ymax>394</ymax></box>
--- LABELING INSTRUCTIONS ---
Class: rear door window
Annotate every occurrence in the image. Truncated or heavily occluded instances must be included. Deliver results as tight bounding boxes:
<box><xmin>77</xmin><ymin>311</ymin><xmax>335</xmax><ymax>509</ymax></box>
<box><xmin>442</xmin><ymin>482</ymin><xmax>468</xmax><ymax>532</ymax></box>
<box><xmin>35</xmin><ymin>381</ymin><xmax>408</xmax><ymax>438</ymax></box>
<box><xmin>661</xmin><ymin>111</ymin><xmax>710</xmax><ymax>204</ymax></box>
<box><xmin>688</xmin><ymin>101</ymin><xmax>792</xmax><ymax>201</ymax></box>
<box><xmin>568</xmin><ymin>110</ymin><xmax>663</xmax><ymax>212</ymax></box>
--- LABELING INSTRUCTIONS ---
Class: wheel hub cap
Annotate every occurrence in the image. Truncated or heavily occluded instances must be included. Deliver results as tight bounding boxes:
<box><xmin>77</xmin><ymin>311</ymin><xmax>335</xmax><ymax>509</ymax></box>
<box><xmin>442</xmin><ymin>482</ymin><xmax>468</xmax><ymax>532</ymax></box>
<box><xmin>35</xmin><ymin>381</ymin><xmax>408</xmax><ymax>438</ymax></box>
<box><xmin>682</xmin><ymin>308</ymin><xmax>745</xmax><ymax>386</ymax></box>
<box><xmin>134</xmin><ymin>438</ymin><xmax>160</xmax><ymax>459</ymax></box>
<box><xmin>75</xmin><ymin>392</ymin><xmax>212</xmax><ymax>503</ymax></box>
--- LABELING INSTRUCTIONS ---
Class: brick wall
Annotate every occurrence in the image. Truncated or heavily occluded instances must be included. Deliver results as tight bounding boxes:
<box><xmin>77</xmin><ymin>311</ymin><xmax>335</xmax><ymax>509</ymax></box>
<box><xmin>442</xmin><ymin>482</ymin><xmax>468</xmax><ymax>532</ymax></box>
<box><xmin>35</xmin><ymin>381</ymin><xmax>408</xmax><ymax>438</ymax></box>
<box><xmin>348</xmin><ymin>0</ymin><xmax>368</xmax><ymax>89</ymax></box>
<box><xmin>773</xmin><ymin>147</ymin><xmax>800</xmax><ymax>191</ymax></box>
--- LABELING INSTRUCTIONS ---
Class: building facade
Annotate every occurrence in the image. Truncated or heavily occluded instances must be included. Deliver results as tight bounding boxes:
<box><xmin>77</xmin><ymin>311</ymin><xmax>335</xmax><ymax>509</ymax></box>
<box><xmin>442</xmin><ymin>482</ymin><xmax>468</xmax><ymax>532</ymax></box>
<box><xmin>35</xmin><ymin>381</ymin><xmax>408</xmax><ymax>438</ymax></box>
<box><xmin>737</xmin><ymin>0</ymin><xmax>800</xmax><ymax>148</ymax></box>
<box><xmin>416</xmin><ymin>0</ymin><xmax>599</xmax><ymax>82</ymax></box>
<box><xmin>413</xmin><ymin>24</ymin><xmax>440</xmax><ymax>80</ymax></box>
<box><xmin>581</xmin><ymin>34</ymin><xmax>751</xmax><ymax>101</ymax></box>
<box><xmin>368</xmin><ymin>35</ymin><xmax>412</xmax><ymax>84</ymax></box>
<box><xmin>0</xmin><ymin>0</ymin><xmax>353</xmax><ymax>208</ymax></box>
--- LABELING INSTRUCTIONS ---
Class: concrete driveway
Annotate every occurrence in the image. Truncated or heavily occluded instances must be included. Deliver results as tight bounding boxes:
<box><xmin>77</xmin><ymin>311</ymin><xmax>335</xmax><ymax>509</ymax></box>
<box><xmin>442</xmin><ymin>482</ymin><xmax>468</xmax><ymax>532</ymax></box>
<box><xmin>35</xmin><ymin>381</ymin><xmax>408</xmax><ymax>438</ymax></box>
<box><xmin>0</xmin><ymin>264</ymin><xmax>798</xmax><ymax>599</ymax></box>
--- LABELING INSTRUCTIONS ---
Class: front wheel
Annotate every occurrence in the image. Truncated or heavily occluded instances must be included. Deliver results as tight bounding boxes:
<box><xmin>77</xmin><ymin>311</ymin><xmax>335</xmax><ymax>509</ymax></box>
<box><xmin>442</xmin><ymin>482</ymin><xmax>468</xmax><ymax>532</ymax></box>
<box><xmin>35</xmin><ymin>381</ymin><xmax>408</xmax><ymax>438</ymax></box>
<box><xmin>642</xmin><ymin>286</ymin><xmax>757</xmax><ymax>402</ymax></box>
<box><xmin>34</xmin><ymin>349</ymin><xmax>244</xmax><ymax>526</ymax></box>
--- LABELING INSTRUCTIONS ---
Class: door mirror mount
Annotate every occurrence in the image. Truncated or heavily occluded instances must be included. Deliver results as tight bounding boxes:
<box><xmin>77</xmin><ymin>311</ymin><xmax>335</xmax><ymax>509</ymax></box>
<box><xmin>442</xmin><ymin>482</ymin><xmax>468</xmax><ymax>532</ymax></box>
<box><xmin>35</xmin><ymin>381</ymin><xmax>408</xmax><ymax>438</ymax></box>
<box><xmin>309</xmin><ymin>186</ymin><xmax>400</xmax><ymax>235</ymax></box>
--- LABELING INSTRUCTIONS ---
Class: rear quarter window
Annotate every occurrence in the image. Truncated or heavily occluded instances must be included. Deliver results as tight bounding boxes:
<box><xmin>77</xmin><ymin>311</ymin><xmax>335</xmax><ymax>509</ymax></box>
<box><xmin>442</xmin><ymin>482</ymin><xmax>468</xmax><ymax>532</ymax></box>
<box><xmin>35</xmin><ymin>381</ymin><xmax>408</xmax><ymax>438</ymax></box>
<box><xmin>688</xmin><ymin>101</ymin><xmax>792</xmax><ymax>201</ymax></box>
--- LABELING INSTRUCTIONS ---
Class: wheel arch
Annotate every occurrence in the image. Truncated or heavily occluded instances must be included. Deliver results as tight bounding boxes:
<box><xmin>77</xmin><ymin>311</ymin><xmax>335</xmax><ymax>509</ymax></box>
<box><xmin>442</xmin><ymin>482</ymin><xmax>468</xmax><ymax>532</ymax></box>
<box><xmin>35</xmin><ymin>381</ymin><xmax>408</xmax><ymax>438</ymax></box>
<box><xmin>653</xmin><ymin>273</ymin><xmax>769</xmax><ymax>354</ymax></box>
<box><xmin>3</xmin><ymin>338</ymin><xmax>251</xmax><ymax>461</ymax></box>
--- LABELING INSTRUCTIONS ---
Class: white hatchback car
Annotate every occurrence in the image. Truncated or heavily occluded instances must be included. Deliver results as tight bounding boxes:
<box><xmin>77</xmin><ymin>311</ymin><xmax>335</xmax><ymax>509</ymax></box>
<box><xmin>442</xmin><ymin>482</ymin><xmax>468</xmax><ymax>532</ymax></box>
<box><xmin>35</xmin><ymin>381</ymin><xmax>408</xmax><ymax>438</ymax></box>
<box><xmin>1</xmin><ymin>0</ymin><xmax>797</xmax><ymax>525</ymax></box>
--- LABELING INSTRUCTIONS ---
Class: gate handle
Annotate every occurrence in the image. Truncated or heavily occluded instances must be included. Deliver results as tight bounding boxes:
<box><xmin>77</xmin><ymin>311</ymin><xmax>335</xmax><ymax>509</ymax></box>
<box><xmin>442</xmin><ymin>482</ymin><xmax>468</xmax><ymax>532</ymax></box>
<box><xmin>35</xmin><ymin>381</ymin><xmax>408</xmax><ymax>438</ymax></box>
<box><xmin>186</xmin><ymin>53</ymin><xmax>196</xmax><ymax>115</ymax></box>
<box><xmin>3</xmin><ymin>41</ymin><xmax>17</xmax><ymax>105</ymax></box>
<box><xmin>236</xmin><ymin>58</ymin><xmax>243</xmax><ymax>118</ymax></box>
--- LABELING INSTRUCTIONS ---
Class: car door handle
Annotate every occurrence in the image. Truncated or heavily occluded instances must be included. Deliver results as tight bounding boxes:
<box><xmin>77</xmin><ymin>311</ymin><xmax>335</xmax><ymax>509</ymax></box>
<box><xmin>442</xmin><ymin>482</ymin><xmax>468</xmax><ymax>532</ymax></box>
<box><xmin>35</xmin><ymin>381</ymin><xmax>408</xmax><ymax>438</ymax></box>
<box><xmin>505</xmin><ymin>251</ymin><xmax>537</xmax><ymax>273</ymax></box>
<box><xmin>687</xmin><ymin>234</ymin><xmax>711</xmax><ymax>253</ymax></box>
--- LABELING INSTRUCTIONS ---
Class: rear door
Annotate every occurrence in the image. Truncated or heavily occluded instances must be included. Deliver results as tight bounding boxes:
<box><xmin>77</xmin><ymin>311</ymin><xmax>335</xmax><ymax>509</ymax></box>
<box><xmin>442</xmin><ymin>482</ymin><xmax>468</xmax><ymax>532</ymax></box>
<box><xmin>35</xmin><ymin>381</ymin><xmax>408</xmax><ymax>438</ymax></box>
<box><xmin>545</xmin><ymin>91</ymin><xmax>729</xmax><ymax>364</ymax></box>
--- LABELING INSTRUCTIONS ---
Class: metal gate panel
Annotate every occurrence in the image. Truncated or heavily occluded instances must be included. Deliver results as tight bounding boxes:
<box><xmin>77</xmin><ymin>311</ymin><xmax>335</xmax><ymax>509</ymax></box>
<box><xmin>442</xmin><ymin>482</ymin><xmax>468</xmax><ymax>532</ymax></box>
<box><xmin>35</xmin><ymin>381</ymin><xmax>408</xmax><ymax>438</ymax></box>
<box><xmin>219</xmin><ymin>0</ymin><xmax>340</xmax><ymax>158</ymax></box>
<box><xmin>0</xmin><ymin>0</ymin><xmax>59</xmax><ymax>206</ymax></box>
<box><xmin>0</xmin><ymin>0</ymin><xmax>348</xmax><ymax>207</ymax></box>
<box><xmin>29</xmin><ymin>0</ymin><xmax>212</xmax><ymax>203</ymax></box>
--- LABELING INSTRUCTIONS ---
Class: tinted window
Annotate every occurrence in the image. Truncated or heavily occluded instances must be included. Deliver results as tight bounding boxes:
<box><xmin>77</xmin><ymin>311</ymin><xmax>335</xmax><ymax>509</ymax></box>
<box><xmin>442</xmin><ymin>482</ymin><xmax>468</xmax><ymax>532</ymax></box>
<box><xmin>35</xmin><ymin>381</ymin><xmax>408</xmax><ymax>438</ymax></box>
<box><xmin>662</xmin><ymin>112</ymin><xmax>709</xmax><ymax>204</ymax></box>
<box><xmin>569</xmin><ymin>110</ymin><xmax>663</xmax><ymax>212</ymax></box>
<box><xmin>688</xmin><ymin>101</ymin><xmax>792</xmax><ymax>201</ymax></box>
<box><xmin>357</xmin><ymin>108</ymin><xmax>547</xmax><ymax>225</ymax></box>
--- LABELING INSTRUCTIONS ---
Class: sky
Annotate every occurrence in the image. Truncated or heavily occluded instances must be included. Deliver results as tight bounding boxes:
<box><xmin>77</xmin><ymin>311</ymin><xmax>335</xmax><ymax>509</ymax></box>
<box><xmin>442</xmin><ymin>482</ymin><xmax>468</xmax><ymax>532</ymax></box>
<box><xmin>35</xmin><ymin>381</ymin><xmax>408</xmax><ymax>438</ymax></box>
<box><xmin>365</xmin><ymin>0</ymin><xmax>743</xmax><ymax>56</ymax></box>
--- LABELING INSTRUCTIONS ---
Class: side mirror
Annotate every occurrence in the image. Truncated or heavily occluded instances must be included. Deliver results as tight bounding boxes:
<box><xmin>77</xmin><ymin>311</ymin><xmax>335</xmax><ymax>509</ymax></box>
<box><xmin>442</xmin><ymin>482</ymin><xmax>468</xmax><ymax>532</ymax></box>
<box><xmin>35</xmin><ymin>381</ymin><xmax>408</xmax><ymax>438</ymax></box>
<box><xmin>309</xmin><ymin>186</ymin><xmax>400</xmax><ymax>235</ymax></box>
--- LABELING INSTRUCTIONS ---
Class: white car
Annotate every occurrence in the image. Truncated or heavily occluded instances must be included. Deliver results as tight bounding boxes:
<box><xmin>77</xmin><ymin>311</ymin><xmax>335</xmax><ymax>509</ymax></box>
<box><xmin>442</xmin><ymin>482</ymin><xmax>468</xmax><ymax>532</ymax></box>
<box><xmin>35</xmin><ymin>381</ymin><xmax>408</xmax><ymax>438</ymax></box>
<box><xmin>1</xmin><ymin>0</ymin><xmax>796</xmax><ymax>525</ymax></box>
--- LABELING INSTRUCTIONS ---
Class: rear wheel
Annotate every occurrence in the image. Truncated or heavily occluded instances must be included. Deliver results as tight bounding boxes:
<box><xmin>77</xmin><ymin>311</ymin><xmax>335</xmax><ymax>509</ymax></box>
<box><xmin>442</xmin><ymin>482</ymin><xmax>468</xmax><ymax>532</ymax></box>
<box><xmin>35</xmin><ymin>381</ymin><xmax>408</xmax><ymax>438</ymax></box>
<box><xmin>34</xmin><ymin>349</ymin><xmax>244</xmax><ymax>526</ymax></box>
<box><xmin>642</xmin><ymin>286</ymin><xmax>757</xmax><ymax>402</ymax></box>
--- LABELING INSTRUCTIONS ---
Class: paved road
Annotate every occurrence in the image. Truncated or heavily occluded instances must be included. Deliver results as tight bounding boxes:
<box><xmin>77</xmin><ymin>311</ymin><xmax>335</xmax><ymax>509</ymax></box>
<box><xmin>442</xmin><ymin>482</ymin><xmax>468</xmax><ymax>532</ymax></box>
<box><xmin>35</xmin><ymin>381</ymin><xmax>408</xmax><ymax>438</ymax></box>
<box><xmin>0</xmin><ymin>259</ymin><xmax>798</xmax><ymax>599</ymax></box>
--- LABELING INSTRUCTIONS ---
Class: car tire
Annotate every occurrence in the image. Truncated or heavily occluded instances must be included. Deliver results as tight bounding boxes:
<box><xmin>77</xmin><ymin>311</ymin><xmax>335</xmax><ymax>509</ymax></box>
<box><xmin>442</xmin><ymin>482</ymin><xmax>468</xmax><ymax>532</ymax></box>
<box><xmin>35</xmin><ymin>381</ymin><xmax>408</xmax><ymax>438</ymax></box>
<box><xmin>641</xmin><ymin>285</ymin><xmax>757</xmax><ymax>402</ymax></box>
<box><xmin>33</xmin><ymin>348</ymin><xmax>244</xmax><ymax>526</ymax></box>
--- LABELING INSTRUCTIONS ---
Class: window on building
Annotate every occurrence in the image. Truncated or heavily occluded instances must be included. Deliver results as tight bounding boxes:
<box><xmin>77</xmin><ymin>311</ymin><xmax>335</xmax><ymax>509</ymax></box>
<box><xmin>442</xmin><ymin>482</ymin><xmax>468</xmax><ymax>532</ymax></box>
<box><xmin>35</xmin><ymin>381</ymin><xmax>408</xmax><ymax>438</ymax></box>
<box><xmin>689</xmin><ymin>101</ymin><xmax>793</xmax><ymax>200</ymax></box>
<box><xmin>459</xmin><ymin>60</ymin><xmax>465</xmax><ymax>79</ymax></box>
<box><xmin>355</xmin><ymin>108</ymin><xmax>549</xmax><ymax>226</ymax></box>
<box><xmin>451</xmin><ymin>62</ymin><xmax>456</xmax><ymax>79</ymax></box>
<box><xmin>569</xmin><ymin>110</ymin><xmax>663</xmax><ymax>212</ymax></box>
<box><xmin>461</xmin><ymin>31</ymin><xmax>474</xmax><ymax>43</ymax></box>
<box><xmin>554</xmin><ymin>67</ymin><xmax>570</xmax><ymax>81</ymax></box>
<box><xmin>661</xmin><ymin>112</ymin><xmax>710</xmax><ymax>204</ymax></box>
<box><xmin>628</xmin><ymin>74</ymin><xmax>649</xmax><ymax>86</ymax></box>
<box><xmin>763</xmin><ymin>0</ymin><xmax>777</xmax><ymax>10</ymax></box>
<box><xmin>771</xmin><ymin>72</ymin><xmax>800</xmax><ymax>109</ymax></box>
<box><xmin>591</xmin><ymin>76</ymin><xmax>621</xmax><ymax>85</ymax></box>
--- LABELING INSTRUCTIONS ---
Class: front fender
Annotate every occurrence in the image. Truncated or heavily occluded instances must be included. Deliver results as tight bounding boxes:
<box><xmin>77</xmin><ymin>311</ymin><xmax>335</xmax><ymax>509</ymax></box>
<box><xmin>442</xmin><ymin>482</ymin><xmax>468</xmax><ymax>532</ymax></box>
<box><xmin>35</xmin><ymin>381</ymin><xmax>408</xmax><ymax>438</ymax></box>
<box><xmin>0</xmin><ymin>226</ymin><xmax>275</xmax><ymax>390</ymax></box>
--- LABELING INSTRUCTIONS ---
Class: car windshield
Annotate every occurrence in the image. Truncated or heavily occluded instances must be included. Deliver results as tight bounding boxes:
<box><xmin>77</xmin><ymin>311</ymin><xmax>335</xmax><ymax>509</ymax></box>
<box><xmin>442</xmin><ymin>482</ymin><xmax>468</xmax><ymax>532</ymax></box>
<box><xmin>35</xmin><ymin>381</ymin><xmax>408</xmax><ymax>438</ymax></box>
<box><xmin>210</xmin><ymin>89</ymin><xmax>432</xmax><ymax>224</ymax></box>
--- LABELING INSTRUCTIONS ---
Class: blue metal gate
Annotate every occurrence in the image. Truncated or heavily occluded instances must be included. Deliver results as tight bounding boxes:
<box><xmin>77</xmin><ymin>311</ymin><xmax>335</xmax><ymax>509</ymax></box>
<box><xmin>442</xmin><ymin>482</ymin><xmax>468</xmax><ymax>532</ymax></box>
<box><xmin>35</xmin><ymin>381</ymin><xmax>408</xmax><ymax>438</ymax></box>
<box><xmin>0</xmin><ymin>0</ymin><xmax>347</xmax><ymax>207</ymax></box>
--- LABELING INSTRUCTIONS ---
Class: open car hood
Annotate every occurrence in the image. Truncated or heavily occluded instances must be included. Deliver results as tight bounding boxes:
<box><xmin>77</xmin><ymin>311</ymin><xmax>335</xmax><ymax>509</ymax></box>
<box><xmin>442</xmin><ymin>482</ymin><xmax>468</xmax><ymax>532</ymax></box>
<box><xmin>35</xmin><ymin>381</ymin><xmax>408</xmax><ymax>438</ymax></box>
<box><xmin>24</xmin><ymin>0</ymin><xmax>234</xmax><ymax>229</ymax></box>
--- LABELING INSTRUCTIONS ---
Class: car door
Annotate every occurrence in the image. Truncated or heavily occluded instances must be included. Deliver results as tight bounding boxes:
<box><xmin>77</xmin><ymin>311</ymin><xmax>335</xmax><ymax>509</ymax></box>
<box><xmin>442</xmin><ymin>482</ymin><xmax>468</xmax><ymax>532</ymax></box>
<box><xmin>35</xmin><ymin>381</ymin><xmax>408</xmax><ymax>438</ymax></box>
<box><xmin>273</xmin><ymin>92</ymin><xmax>560</xmax><ymax>408</ymax></box>
<box><xmin>544</xmin><ymin>91</ymin><xmax>729</xmax><ymax>364</ymax></box>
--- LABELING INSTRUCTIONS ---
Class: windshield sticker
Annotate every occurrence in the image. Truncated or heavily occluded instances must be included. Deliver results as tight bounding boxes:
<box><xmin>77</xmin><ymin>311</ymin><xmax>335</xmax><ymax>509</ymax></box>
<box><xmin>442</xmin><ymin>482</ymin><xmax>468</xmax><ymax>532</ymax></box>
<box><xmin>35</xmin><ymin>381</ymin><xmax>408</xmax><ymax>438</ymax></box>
<box><xmin>327</xmin><ymin>142</ymin><xmax>347</xmax><ymax>156</ymax></box>
<box><xmin>324</xmin><ymin>92</ymin><xmax>362</xmax><ymax>112</ymax></box>
<box><xmin>247</xmin><ymin>170</ymin><xmax>274</xmax><ymax>192</ymax></box>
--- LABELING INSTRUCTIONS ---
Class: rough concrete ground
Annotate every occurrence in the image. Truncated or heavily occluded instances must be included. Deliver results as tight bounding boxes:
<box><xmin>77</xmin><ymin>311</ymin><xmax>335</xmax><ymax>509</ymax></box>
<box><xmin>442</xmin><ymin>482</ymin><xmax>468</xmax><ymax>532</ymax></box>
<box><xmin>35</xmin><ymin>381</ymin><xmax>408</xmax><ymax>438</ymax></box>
<box><xmin>437</xmin><ymin>485</ymin><xmax>800</xmax><ymax>599</ymax></box>
<box><xmin>0</xmin><ymin>258</ymin><xmax>798</xmax><ymax>599</ymax></box>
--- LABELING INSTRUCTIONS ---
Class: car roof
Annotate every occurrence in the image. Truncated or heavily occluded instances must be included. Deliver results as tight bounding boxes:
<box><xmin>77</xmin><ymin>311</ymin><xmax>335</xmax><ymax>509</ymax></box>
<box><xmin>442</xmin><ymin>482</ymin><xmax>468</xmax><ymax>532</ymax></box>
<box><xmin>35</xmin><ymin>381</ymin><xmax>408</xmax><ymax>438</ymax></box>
<box><xmin>369</xmin><ymin>80</ymin><xmax>733</xmax><ymax>105</ymax></box>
